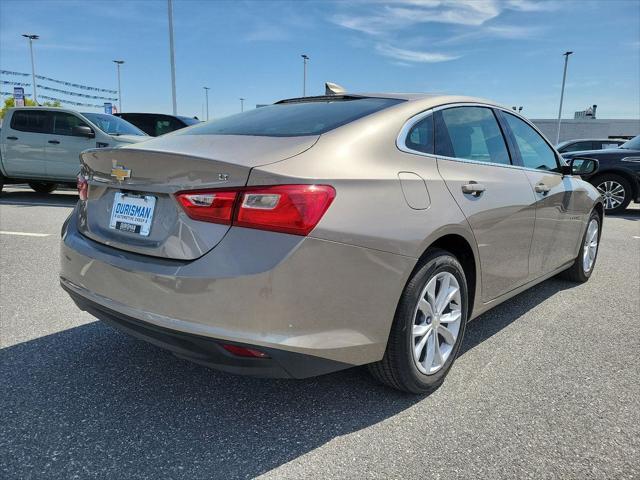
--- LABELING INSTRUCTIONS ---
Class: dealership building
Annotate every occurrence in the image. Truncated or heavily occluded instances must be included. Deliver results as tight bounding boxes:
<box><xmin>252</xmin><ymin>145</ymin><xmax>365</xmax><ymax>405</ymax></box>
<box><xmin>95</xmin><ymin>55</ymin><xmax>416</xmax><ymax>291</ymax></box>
<box><xmin>531</xmin><ymin>105</ymin><xmax>639</xmax><ymax>143</ymax></box>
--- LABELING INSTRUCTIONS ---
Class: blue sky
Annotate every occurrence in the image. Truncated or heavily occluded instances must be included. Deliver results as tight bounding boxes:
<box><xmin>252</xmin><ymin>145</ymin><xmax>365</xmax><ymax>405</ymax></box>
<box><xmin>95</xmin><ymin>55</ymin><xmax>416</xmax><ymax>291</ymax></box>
<box><xmin>1</xmin><ymin>0</ymin><xmax>639</xmax><ymax>119</ymax></box>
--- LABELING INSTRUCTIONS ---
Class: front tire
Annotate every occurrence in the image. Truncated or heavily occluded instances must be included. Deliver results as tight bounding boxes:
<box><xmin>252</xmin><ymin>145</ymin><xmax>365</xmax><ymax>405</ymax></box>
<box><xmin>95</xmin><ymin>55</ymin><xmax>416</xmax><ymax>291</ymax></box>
<box><xmin>592</xmin><ymin>173</ymin><xmax>631</xmax><ymax>214</ymax></box>
<box><xmin>369</xmin><ymin>249</ymin><xmax>468</xmax><ymax>394</ymax></box>
<box><xmin>28</xmin><ymin>182</ymin><xmax>58</xmax><ymax>194</ymax></box>
<box><xmin>560</xmin><ymin>210</ymin><xmax>601</xmax><ymax>283</ymax></box>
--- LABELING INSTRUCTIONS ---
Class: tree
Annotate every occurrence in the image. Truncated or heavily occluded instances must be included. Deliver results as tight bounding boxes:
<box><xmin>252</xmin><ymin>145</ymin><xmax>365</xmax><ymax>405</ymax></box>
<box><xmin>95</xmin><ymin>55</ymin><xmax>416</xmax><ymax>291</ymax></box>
<box><xmin>0</xmin><ymin>96</ymin><xmax>62</xmax><ymax>119</ymax></box>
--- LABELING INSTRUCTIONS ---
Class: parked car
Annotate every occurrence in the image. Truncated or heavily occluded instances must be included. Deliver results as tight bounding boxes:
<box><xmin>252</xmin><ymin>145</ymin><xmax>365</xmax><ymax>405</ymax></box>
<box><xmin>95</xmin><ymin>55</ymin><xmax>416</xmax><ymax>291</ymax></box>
<box><xmin>114</xmin><ymin>112</ymin><xmax>200</xmax><ymax>136</ymax></box>
<box><xmin>557</xmin><ymin>138</ymin><xmax>625</xmax><ymax>153</ymax></box>
<box><xmin>0</xmin><ymin>108</ymin><xmax>148</xmax><ymax>193</ymax></box>
<box><xmin>562</xmin><ymin>134</ymin><xmax>640</xmax><ymax>213</ymax></box>
<box><xmin>60</xmin><ymin>93</ymin><xmax>602</xmax><ymax>393</ymax></box>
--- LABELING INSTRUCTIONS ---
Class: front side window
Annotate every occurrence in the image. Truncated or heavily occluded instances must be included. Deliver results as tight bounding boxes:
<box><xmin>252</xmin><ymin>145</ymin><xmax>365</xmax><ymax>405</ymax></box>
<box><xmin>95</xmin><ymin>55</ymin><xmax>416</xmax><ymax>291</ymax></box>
<box><xmin>503</xmin><ymin>113</ymin><xmax>558</xmax><ymax>171</ymax></box>
<box><xmin>405</xmin><ymin>114</ymin><xmax>434</xmax><ymax>154</ymax></box>
<box><xmin>10</xmin><ymin>110</ymin><xmax>50</xmax><ymax>133</ymax></box>
<box><xmin>435</xmin><ymin>107</ymin><xmax>511</xmax><ymax>165</ymax></box>
<box><xmin>81</xmin><ymin>113</ymin><xmax>147</xmax><ymax>136</ymax></box>
<box><xmin>52</xmin><ymin>112</ymin><xmax>88</xmax><ymax>136</ymax></box>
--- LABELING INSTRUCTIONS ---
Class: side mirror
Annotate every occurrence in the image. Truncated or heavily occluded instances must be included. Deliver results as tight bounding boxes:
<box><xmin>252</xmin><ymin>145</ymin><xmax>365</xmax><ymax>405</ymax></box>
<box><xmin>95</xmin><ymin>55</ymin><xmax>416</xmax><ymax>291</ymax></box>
<box><xmin>561</xmin><ymin>156</ymin><xmax>599</xmax><ymax>176</ymax></box>
<box><xmin>72</xmin><ymin>125</ymin><xmax>95</xmax><ymax>138</ymax></box>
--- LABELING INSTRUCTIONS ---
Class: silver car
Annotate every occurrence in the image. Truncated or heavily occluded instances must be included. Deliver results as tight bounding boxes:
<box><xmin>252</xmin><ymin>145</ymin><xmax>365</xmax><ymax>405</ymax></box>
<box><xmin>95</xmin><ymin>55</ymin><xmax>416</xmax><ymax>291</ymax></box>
<box><xmin>60</xmin><ymin>93</ymin><xmax>603</xmax><ymax>393</ymax></box>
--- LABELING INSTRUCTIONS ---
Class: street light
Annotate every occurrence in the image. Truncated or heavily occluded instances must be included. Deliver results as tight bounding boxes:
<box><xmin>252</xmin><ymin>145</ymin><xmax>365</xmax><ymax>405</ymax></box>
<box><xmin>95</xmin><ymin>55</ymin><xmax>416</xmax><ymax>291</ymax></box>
<box><xmin>240</xmin><ymin>97</ymin><xmax>245</xmax><ymax>112</ymax></box>
<box><xmin>301</xmin><ymin>54</ymin><xmax>309</xmax><ymax>97</ymax></box>
<box><xmin>113</xmin><ymin>60</ymin><xmax>124</xmax><ymax>112</ymax></box>
<box><xmin>203</xmin><ymin>86</ymin><xmax>210</xmax><ymax>120</ymax></box>
<box><xmin>22</xmin><ymin>34</ymin><xmax>39</xmax><ymax>104</ymax></box>
<box><xmin>556</xmin><ymin>51</ymin><xmax>573</xmax><ymax>144</ymax></box>
<box><xmin>168</xmin><ymin>0</ymin><xmax>177</xmax><ymax>115</ymax></box>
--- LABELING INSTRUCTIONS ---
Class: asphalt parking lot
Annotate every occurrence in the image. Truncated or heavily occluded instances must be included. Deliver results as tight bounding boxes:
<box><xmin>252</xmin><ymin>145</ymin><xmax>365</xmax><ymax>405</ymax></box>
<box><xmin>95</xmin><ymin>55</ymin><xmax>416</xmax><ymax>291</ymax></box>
<box><xmin>1</xmin><ymin>186</ymin><xmax>639</xmax><ymax>480</ymax></box>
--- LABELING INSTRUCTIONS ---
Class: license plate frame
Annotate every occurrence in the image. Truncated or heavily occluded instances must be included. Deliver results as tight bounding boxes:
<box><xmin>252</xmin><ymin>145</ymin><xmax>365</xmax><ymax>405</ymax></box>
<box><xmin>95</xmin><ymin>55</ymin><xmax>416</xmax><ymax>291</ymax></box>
<box><xmin>109</xmin><ymin>192</ymin><xmax>157</xmax><ymax>237</ymax></box>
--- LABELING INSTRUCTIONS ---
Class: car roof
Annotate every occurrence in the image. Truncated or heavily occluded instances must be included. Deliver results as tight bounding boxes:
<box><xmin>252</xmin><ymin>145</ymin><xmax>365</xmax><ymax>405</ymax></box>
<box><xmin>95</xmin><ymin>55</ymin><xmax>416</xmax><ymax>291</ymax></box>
<box><xmin>278</xmin><ymin>92</ymin><xmax>498</xmax><ymax>104</ymax></box>
<box><xmin>561</xmin><ymin>138</ymin><xmax>625</xmax><ymax>143</ymax></box>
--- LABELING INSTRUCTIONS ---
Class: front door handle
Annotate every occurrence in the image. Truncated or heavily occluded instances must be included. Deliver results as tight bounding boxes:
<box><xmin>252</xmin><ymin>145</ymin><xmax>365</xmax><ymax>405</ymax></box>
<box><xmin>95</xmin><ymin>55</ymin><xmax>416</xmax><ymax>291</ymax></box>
<box><xmin>461</xmin><ymin>182</ymin><xmax>486</xmax><ymax>196</ymax></box>
<box><xmin>48</xmin><ymin>140</ymin><xmax>60</xmax><ymax>144</ymax></box>
<box><xmin>6</xmin><ymin>136</ymin><xmax>18</xmax><ymax>140</ymax></box>
<box><xmin>535</xmin><ymin>183</ymin><xmax>550</xmax><ymax>194</ymax></box>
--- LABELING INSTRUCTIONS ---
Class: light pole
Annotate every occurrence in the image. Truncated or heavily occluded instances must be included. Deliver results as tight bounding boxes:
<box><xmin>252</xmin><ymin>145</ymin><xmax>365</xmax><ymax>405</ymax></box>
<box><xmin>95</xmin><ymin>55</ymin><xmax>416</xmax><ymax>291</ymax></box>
<box><xmin>22</xmin><ymin>34</ymin><xmax>39</xmax><ymax>104</ymax></box>
<box><xmin>556</xmin><ymin>51</ymin><xmax>573</xmax><ymax>144</ymax></box>
<box><xmin>301</xmin><ymin>54</ymin><xmax>309</xmax><ymax>97</ymax></box>
<box><xmin>240</xmin><ymin>97</ymin><xmax>245</xmax><ymax>112</ymax></box>
<box><xmin>113</xmin><ymin>60</ymin><xmax>124</xmax><ymax>112</ymax></box>
<box><xmin>203</xmin><ymin>86</ymin><xmax>210</xmax><ymax>120</ymax></box>
<box><xmin>168</xmin><ymin>0</ymin><xmax>177</xmax><ymax>115</ymax></box>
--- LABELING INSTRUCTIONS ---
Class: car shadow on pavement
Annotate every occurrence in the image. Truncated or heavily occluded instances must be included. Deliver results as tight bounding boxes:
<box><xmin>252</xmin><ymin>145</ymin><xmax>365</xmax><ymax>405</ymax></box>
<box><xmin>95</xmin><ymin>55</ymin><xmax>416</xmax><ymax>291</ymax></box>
<box><xmin>1</xmin><ymin>277</ymin><xmax>575</xmax><ymax>479</ymax></box>
<box><xmin>0</xmin><ymin>189</ymin><xmax>78</xmax><ymax>208</ymax></box>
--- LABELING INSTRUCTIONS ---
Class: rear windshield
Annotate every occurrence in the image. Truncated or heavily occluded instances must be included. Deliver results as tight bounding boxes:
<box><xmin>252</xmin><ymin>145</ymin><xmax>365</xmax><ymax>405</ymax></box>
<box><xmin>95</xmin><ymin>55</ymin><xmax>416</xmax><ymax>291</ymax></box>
<box><xmin>178</xmin><ymin>97</ymin><xmax>404</xmax><ymax>137</ymax></box>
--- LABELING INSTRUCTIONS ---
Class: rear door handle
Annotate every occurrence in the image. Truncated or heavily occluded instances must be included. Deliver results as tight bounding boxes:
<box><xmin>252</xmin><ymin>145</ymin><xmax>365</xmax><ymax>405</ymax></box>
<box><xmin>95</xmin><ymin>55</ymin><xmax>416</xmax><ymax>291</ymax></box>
<box><xmin>6</xmin><ymin>136</ymin><xmax>18</xmax><ymax>140</ymax></box>
<box><xmin>48</xmin><ymin>140</ymin><xmax>60</xmax><ymax>144</ymax></box>
<box><xmin>535</xmin><ymin>183</ymin><xmax>550</xmax><ymax>194</ymax></box>
<box><xmin>461</xmin><ymin>182</ymin><xmax>486</xmax><ymax>196</ymax></box>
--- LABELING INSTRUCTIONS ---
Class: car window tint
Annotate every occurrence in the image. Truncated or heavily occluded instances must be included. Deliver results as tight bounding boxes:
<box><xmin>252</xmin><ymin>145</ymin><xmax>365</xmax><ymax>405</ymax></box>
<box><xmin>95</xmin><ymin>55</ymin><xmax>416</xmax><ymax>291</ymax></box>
<box><xmin>405</xmin><ymin>114</ymin><xmax>434</xmax><ymax>154</ymax></box>
<box><xmin>10</xmin><ymin>110</ymin><xmax>50</xmax><ymax>133</ymax></box>
<box><xmin>503</xmin><ymin>113</ymin><xmax>558</xmax><ymax>171</ymax></box>
<box><xmin>562</xmin><ymin>141</ymin><xmax>593</xmax><ymax>152</ymax></box>
<box><xmin>180</xmin><ymin>97</ymin><xmax>404</xmax><ymax>137</ymax></box>
<box><xmin>601</xmin><ymin>142</ymin><xmax>620</xmax><ymax>149</ymax></box>
<box><xmin>52</xmin><ymin>112</ymin><xmax>88</xmax><ymax>136</ymax></box>
<box><xmin>435</xmin><ymin>107</ymin><xmax>510</xmax><ymax>165</ymax></box>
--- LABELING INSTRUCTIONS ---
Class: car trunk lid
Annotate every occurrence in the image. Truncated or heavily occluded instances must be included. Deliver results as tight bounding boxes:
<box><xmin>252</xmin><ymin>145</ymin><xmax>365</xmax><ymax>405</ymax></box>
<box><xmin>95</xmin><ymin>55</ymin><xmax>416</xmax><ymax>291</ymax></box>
<box><xmin>77</xmin><ymin>134</ymin><xmax>318</xmax><ymax>260</ymax></box>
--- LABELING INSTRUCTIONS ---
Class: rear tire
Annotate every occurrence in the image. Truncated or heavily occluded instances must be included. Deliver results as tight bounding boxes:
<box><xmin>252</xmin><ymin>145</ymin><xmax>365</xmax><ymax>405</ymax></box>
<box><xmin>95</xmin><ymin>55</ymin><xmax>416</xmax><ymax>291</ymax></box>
<box><xmin>28</xmin><ymin>182</ymin><xmax>58</xmax><ymax>194</ymax></box>
<box><xmin>591</xmin><ymin>173</ymin><xmax>631</xmax><ymax>214</ymax></box>
<box><xmin>369</xmin><ymin>249</ymin><xmax>468</xmax><ymax>394</ymax></box>
<box><xmin>560</xmin><ymin>210</ymin><xmax>601</xmax><ymax>283</ymax></box>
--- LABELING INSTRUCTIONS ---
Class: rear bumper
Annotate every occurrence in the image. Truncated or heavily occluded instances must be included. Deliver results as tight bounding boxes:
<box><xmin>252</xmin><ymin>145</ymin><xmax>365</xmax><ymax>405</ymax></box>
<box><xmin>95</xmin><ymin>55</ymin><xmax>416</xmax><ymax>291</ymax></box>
<box><xmin>63</xmin><ymin>282</ymin><xmax>349</xmax><ymax>378</ymax></box>
<box><xmin>60</xmin><ymin>211</ymin><xmax>414</xmax><ymax>370</ymax></box>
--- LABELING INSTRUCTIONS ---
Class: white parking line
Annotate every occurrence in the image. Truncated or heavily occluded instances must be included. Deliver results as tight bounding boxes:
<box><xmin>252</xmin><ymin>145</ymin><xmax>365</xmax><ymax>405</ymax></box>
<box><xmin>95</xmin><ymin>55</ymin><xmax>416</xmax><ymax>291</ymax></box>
<box><xmin>0</xmin><ymin>231</ymin><xmax>51</xmax><ymax>237</ymax></box>
<box><xmin>634</xmin><ymin>236</ymin><xmax>640</xmax><ymax>239</ymax></box>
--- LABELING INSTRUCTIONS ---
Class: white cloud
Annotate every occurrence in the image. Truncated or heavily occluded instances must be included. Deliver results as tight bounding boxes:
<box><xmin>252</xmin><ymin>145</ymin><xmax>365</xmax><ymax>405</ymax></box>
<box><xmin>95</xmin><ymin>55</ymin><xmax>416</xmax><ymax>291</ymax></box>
<box><xmin>505</xmin><ymin>0</ymin><xmax>560</xmax><ymax>12</ymax></box>
<box><xmin>375</xmin><ymin>43</ymin><xmax>460</xmax><ymax>63</ymax></box>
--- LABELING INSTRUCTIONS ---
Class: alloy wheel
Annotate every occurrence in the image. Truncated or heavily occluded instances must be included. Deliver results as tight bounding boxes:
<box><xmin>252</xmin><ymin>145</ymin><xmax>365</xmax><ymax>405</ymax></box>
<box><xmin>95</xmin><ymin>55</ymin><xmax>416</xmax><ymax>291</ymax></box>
<box><xmin>582</xmin><ymin>218</ymin><xmax>599</xmax><ymax>273</ymax></box>
<box><xmin>412</xmin><ymin>271</ymin><xmax>462</xmax><ymax>375</ymax></box>
<box><xmin>597</xmin><ymin>181</ymin><xmax>625</xmax><ymax>211</ymax></box>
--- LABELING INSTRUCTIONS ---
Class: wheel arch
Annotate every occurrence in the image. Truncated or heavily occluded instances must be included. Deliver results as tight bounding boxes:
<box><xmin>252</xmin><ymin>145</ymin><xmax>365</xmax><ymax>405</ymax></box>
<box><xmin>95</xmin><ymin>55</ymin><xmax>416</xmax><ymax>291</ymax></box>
<box><xmin>411</xmin><ymin>230</ymin><xmax>480</xmax><ymax>321</ymax></box>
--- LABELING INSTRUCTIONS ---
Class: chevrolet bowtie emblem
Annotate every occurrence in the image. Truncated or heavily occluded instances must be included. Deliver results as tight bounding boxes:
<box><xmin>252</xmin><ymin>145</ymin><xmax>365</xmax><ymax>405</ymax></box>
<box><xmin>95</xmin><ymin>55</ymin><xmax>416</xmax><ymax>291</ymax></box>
<box><xmin>111</xmin><ymin>162</ymin><xmax>131</xmax><ymax>182</ymax></box>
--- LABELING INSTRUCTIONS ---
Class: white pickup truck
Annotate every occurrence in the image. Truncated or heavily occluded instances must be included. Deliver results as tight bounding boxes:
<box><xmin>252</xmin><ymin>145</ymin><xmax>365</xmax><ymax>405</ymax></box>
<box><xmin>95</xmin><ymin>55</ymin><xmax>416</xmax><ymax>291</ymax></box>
<box><xmin>0</xmin><ymin>107</ymin><xmax>149</xmax><ymax>193</ymax></box>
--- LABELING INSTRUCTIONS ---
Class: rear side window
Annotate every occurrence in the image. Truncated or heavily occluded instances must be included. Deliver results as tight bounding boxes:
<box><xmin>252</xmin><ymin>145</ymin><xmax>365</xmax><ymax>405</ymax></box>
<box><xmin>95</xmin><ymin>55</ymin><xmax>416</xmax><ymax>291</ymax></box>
<box><xmin>179</xmin><ymin>97</ymin><xmax>404</xmax><ymax>137</ymax></box>
<box><xmin>52</xmin><ymin>112</ymin><xmax>88</xmax><ymax>136</ymax></box>
<box><xmin>435</xmin><ymin>107</ymin><xmax>511</xmax><ymax>165</ymax></box>
<box><xmin>405</xmin><ymin>114</ymin><xmax>434</xmax><ymax>154</ymax></box>
<box><xmin>503</xmin><ymin>113</ymin><xmax>559</xmax><ymax>171</ymax></box>
<box><xmin>10</xmin><ymin>110</ymin><xmax>50</xmax><ymax>133</ymax></box>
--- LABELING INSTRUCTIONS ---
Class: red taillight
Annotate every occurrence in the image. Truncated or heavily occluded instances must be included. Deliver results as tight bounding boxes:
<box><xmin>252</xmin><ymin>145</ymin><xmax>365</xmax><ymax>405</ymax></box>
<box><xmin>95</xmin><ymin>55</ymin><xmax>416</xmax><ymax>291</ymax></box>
<box><xmin>77</xmin><ymin>174</ymin><xmax>88</xmax><ymax>201</ymax></box>
<box><xmin>175</xmin><ymin>190</ymin><xmax>236</xmax><ymax>224</ymax></box>
<box><xmin>221</xmin><ymin>344</ymin><xmax>270</xmax><ymax>358</ymax></box>
<box><xmin>175</xmin><ymin>184</ymin><xmax>335</xmax><ymax>236</ymax></box>
<box><xmin>236</xmin><ymin>185</ymin><xmax>335</xmax><ymax>236</ymax></box>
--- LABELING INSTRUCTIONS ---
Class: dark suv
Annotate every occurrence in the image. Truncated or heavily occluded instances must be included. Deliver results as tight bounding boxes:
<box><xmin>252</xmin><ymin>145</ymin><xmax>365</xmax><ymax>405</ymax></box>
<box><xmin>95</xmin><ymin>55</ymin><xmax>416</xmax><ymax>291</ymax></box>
<box><xmin>114</xmin><ymin>113</ymin><xmax>200</xmax><ymax>137</ymax></box>
<box><xmin>557</xmin><ymin>138</ymin><xmax>625</xmax><ymax>153</ymax></box>
<box><xmin>563</xmin><ymin>135</ymin><xmax>640</xmax><ymax>213</ymax></box>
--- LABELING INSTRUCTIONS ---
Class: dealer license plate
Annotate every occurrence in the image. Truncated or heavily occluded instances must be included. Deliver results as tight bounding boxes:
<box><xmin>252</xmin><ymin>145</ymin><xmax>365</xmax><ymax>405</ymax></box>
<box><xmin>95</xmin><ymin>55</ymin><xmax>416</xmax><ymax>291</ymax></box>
<box><xmin>109</xmin><ymin>192</ymin><xmax>156</xmax><ymax>236</ymax></box>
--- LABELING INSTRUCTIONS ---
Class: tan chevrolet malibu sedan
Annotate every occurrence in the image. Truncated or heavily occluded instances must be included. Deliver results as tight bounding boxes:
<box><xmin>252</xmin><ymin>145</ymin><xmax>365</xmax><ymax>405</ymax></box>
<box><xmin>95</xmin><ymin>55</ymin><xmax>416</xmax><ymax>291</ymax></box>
<box><xmin>60</xmin><ymin>93</ymin><xmax>603</xmax><ymax>393</ymax></box>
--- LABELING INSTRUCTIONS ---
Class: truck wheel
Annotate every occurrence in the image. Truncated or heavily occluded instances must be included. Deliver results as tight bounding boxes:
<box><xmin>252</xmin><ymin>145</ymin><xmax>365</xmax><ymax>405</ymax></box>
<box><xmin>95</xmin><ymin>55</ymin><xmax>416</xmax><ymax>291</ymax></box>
<box><xmin>29</xmin><ymin>182</ymin><xmax>58</xmax><ymax>194</ymax></box>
